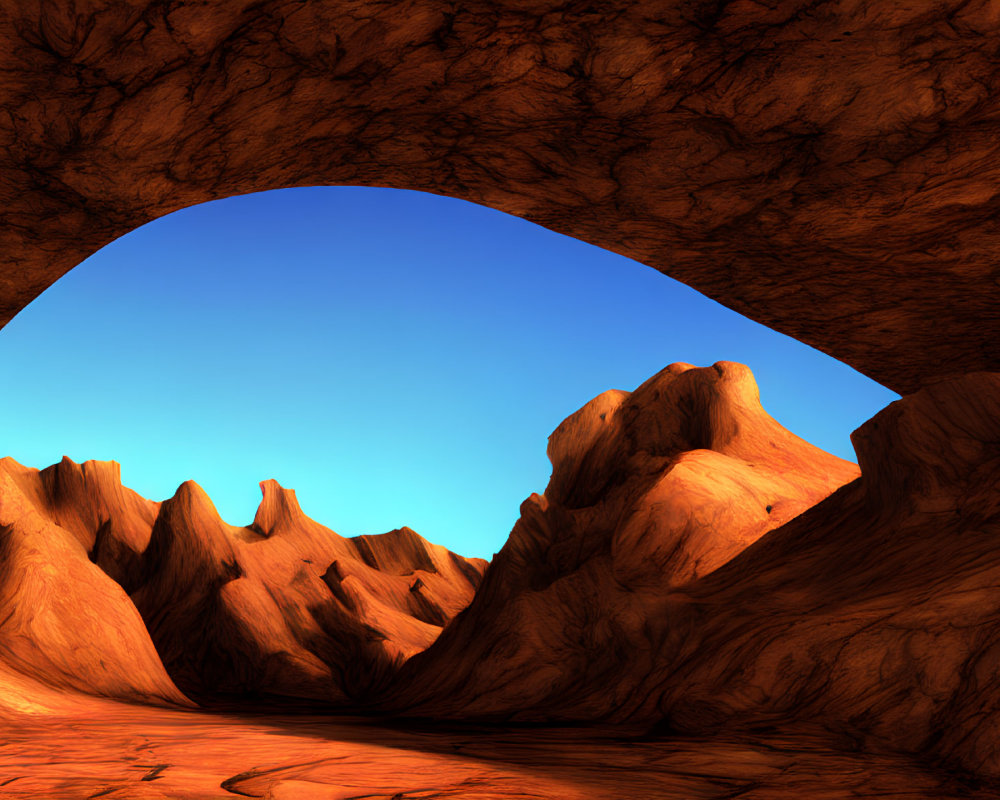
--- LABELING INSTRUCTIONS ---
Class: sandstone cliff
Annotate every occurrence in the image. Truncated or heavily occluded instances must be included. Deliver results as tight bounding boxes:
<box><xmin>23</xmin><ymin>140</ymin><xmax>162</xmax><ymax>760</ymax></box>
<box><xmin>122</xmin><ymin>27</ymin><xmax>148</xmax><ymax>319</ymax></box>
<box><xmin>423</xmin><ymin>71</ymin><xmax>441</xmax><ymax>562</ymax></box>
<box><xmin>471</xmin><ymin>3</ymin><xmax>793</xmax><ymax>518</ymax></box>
<box><xmin>385</xmin><ymin>361</ymin><xmax>860</xmax><ymax>717</ymax></box>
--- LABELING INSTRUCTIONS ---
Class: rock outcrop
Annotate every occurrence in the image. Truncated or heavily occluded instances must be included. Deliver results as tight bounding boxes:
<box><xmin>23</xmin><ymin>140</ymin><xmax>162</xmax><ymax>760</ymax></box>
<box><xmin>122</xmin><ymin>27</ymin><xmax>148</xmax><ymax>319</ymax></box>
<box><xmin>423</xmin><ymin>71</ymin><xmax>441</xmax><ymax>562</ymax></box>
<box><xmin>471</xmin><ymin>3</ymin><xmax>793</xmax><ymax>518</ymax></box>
<box><xmin>385</xmin><ymin>361</ymin><xmax>860</xmax><ymax>717</ymax></box>
<box><xmin>388</xmin><ymin>366</ymin><xmax>1000</xmax><ymax>780</ymax></box>
<box><xmin>0</xmin><ymin>456</ymin><xmax>485</xmax><ymax>706</ymax></box>
<box><xmin>0</xmin><ymin>458</ymin><xmax>188</xmax><ymax>710</ymax></box>
<box><xmin>1</xmin><ymin>1</ymin><xmax>999</xmax><ymax>393</ymax></box>
<box><xmin>132</xmin><ymin>478</ymin><xmax>486</xmax><ymax>702</ymax></box>
<box><xmin>646</xmin><ymin>371</ymin><xmax>1000</xmax><ymax>779</ymax></box>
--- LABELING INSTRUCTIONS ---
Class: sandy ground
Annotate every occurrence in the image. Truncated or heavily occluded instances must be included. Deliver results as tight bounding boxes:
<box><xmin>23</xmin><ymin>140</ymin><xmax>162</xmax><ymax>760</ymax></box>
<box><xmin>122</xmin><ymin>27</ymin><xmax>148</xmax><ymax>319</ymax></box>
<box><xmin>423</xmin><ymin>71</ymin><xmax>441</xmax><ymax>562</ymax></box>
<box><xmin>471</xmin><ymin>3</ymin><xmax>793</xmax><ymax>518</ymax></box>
<box><xmin>0</xmin><ymin>693</ymin><xmax>995</xmax><ymax>800</ymax></box>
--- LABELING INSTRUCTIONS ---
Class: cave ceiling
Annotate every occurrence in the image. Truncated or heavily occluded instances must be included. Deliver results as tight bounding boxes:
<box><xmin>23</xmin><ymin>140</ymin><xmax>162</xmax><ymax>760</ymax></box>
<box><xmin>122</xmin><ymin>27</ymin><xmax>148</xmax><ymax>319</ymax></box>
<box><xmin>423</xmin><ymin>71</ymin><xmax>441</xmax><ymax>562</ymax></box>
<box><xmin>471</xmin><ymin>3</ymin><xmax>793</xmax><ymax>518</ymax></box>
<box><xmin>1</xmin><ymin>0</ymin><xmax>998</xmax><ymax>394</ymax></box>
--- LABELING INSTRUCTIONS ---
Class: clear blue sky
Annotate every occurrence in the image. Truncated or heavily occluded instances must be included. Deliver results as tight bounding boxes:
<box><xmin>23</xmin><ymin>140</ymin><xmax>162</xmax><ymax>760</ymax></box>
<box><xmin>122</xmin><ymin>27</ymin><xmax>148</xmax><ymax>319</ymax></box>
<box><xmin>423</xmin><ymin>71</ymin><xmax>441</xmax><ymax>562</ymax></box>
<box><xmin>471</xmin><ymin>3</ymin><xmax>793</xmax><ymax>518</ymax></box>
<box><xmin>0</xmin><ymin>187</ymin><xmax>898</xmax><ymax>559</ymax></box>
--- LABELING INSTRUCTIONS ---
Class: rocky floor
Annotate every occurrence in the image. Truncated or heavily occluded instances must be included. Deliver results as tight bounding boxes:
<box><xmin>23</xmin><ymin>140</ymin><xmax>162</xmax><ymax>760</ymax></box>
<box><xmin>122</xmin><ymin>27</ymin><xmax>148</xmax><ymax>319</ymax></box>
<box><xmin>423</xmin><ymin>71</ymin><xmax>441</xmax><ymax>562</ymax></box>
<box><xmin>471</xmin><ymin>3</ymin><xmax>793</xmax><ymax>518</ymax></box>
<box><xmin>0</xmin><ymin>701</ymin><xmax>995</xmax><ymax>799</ymax></box>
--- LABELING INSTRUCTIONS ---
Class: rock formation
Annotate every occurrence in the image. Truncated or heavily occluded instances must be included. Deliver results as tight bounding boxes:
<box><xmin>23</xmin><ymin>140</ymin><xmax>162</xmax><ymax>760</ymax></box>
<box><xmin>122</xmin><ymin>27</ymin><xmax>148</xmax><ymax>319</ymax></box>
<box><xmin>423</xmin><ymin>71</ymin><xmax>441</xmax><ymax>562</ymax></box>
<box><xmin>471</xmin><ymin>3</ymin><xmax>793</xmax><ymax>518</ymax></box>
<box><xmin>1</xmin><ymin>1</ymin><xmax>1000</xmax><ymax>791</ymax></box>
<box><xmin>387</xmin><ymin>366</ymin><xmax>1000</xmax><ymax>780</ymax></box>
<box><xmin>1</xmin><ymin>1</ymin><xmax>999</xmax><ymax>393</ymax></box>
<box><xmin>385</xmin><ymin>361</ymin><xmax>860</xmax><ymax>717</ymax></box>
<box><xmin>0</xmin><ymin>456</ymin><xmax>485</xmax><ymax>706</ymax></box>
<box><xmin>0</xmin><ymin>458</ymin><xmax>189</xmax><ymax>710</ymax></box>
<box><xmin>132</xmin><ymin>478</ymin><xmax>486</xmax><ymax>702</ymax></box>
<box><xmin>647</xmin><ymin>371</ymin><xmax>1000</xmax><ymax>780</ymax></box>
<box><xmin>2</xmin><ymin>361</ymin><xmax>999</xmax><ymax>791</ymax></box>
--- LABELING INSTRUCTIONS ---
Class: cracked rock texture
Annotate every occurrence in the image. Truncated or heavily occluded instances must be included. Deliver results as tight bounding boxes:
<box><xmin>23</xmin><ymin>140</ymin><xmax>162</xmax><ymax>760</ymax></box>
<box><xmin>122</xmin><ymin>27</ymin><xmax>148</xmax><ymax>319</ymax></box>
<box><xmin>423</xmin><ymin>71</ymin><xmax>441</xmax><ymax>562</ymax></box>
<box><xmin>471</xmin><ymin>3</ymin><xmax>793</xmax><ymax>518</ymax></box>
<box><xmin>1</xmin><ymin>0</ymin><xmax>1000</xmax><ymax>394</ymax></box>
<box><xmin>6</xmin><ymin>705</ymin><xmax>995</xmax><ymax>800</ymax></box>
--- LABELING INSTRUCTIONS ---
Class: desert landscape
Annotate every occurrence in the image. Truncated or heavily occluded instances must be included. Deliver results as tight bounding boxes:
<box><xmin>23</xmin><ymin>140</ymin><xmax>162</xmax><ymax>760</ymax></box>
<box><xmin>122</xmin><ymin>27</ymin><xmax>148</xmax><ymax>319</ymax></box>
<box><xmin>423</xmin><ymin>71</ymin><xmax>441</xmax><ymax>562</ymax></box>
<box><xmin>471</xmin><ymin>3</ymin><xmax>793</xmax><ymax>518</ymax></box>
<box><xmin>0</xmin><ymin>361</ymin><xmax>998</xmax><ymax>798</ymax></box>
<box><xmin>1</xmin><ymin>0</ymin><xmax>999</xmax><ymax>797</ymax></box>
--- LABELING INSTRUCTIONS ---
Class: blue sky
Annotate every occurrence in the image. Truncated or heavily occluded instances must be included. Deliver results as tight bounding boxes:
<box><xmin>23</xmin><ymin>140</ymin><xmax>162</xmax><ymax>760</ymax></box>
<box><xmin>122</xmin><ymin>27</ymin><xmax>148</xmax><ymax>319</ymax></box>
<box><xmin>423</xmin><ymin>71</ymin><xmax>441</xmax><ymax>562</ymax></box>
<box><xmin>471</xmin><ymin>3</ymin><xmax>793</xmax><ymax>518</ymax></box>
<box><xmin>0</xmin><ymin>187</ymin><xmax>898</xmax><ymax>558</ymax></box>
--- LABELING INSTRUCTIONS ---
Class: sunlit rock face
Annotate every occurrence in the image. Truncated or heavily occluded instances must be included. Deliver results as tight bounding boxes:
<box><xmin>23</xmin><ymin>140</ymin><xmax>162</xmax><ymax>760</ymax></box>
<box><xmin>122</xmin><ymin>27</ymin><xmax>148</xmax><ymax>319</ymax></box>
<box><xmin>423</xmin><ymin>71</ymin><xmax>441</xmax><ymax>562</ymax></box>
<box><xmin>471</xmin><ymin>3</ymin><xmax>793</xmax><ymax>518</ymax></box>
<box><xmin>388</xmin><ymin>368</ymin><xmax>1000</xmax><ymax>779</ymax></box>
<box><xmin>0</xmin><ymin>458</ymin><xmax>189</xmax><ymax>710</ymax></box>
<box><xmin>384</xmin><ymin>362</ymin><xmax>860</xmax><ymax>717</ymax></box>
<box><xmin>1</xmin><ymin>1</ymin><xmax>999</xmax><ymax>393</ymax></box>
<box><xmin>0</xmin><ymin>457</ymin><xmax>486</xmax><ymax>705</ymax></box>
<box><xmin>651</xmin><ymin>372</ymin><xmax>1000</xmax><ymax>779</ymax></box>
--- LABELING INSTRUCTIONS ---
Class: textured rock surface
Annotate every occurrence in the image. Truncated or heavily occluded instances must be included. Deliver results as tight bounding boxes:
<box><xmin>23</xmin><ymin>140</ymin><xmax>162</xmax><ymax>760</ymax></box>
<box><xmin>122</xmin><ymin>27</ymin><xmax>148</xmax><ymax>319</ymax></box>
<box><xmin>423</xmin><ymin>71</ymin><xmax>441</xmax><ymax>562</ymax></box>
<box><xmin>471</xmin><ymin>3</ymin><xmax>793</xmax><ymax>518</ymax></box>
<box><xmin>385</xmin><ymin>361</ymin><xmax>860</xmax><ymax>717</ymax></box>
<box><xmin>0</xmin><ymin>458</ymin><xmax>188</xmax><ymax>709</ymax></box>
<box><xmin>648</xmin><ymin>371</ymin><xmax>1000</xmax><ymax>779</ymax></box>
<box><xmin>390</xmin><ymin>368</ymin><xmax>1000</xmax><ymax>780</ymax></box>
<box><xmin>3</xmin><ymin>704</ymin><xmax>994</xmax><ymax>799</ymax></box>
<box><xmin>0</xmin><ymin>456</ymin><xmax>485</xmax><ymax>705</ymax></box>
<box><xmin>1</xmin><ymin>0</ymin><xmax>1000</xmax><ymax>393</ymax></box>
<box><xmin>132</xmin><ymin>478</ymin><xmax>486</xmax><ymax>703</ymax></box>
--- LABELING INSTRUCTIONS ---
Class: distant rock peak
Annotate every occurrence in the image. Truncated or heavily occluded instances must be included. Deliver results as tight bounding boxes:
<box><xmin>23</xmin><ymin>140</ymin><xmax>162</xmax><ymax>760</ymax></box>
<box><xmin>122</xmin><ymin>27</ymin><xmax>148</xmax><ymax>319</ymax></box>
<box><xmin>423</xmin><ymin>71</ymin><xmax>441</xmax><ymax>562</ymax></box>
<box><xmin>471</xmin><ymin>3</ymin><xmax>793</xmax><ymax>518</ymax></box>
<box><xmin>252</xmin><ymin>478</ymin><xmax>307</xmax><ymax>535</ymax></box>
<box><xmin>543</xmin><ymin>362</ymin><xmax>852</xmax><ymax>510</ymax></box>
<box><xmin>351</xmin><ymin>528</ymin><xmax>439</xmax><ymax>576</ymax></box>
<box><xmin>166</xmin><ymin>480</ymin><xmax>221</xmax><ymax>517</ymax></box>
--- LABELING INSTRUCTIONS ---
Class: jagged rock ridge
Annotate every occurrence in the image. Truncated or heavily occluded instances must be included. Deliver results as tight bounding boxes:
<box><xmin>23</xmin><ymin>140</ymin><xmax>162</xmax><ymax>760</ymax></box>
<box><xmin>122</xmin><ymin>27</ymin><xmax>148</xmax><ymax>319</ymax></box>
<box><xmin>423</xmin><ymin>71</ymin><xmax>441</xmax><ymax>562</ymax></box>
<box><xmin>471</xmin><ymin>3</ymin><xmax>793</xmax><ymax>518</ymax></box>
<box><xmin>133</xmin><ymin>477</ymin><xmax>486</xmax><ymax>702</ymax></box>
<box><xmin>0</xmin><ymin>458</ymin><xmax>188</xmax><ymax>711</ymax></box>
<box><xmin>0</xmin><ymin>457</ymin><xmax>485</xmax><ymax>706</ymax></box>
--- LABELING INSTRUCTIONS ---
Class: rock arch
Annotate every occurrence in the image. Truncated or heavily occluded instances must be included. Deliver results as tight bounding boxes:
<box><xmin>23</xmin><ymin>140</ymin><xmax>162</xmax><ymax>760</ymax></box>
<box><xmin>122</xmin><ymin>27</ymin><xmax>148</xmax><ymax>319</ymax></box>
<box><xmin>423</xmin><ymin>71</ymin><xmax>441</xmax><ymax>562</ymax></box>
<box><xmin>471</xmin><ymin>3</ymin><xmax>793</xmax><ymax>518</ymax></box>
<box><xmin>1</xmin><ymin>0</ymin><xmax>998</xmax><ymax>394</ymax></box>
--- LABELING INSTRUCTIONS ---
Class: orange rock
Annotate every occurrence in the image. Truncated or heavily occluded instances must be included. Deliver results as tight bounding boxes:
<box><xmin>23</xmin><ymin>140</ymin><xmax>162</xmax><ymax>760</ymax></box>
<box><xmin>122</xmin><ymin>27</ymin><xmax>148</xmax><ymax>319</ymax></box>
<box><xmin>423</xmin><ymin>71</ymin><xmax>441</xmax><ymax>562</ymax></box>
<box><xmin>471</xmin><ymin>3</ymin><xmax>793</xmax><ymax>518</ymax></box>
<box><xmin>651</xmin><ymin>372</ymin><xmax>1000</xmax><ymax>778</ymax></box>
<box><xmin>385</xmin><ymin>362</ymin><xmax>859</xmax><ymax>718</ymax></box>
<box><xmin>390</xmin><ymin>368</ymin><xmax>1000</xmax><ymax>780</ymax></box>
<box><xmin>131</xmin><ymin>476</ymin><xmax>486</xmax><ymax>702</ymax></box>
<box><xmin>0</xmin><ymin>455</ymin><xmax>485</xmax><ymax>707</ymax></box>
<box><xmin>0</xmin><ymin>459</ymin><xmax>189</xmax><ymax>709</ymax></box>
<box><xmin>1</xmin><ymin>3</ymin><xmax>999</xmax><ymax>393</ymax></box>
